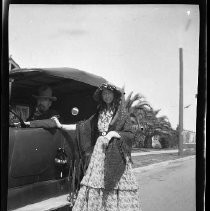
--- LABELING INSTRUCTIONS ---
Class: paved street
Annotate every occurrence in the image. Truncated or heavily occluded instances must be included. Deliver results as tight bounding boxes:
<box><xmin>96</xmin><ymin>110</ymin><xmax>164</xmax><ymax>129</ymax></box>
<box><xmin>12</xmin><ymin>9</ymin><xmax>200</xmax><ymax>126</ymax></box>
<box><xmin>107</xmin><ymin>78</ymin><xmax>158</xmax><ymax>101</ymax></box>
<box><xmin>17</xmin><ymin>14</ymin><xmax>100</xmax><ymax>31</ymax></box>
<box><xmin>134</xmin><ymin>157</ymin><xmax>195</xmax><ymax>211</ymax></box>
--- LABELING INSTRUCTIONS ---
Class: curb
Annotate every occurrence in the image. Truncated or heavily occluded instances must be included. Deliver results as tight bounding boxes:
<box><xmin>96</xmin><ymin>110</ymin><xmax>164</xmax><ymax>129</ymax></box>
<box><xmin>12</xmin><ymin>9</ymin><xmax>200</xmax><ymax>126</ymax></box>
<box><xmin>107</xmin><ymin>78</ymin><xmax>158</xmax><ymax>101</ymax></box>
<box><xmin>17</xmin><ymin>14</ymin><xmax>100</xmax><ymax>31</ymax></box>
<box><xmin>131</xmin><ymin>148</ymin><xmax>194</xmax><ymax>157</ymax></box>
<box><xmin>132</xmin><ymin>155</ymin><xmax>195</xmax><ymax>173</ymax></box>
<box><xmin>131</xmin><ymin>150</ymin><xmax>178</xmax><ymax>157</ymax></box>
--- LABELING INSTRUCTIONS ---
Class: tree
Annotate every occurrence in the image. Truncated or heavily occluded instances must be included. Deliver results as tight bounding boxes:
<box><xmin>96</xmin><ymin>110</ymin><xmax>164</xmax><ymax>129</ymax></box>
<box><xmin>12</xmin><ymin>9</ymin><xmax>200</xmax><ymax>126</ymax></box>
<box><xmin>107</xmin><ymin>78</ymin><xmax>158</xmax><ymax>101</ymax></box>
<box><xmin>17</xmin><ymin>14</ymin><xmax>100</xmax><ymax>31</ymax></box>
<box><xmin>122</xmin><ymin>90</ymin><xmax>174</xmax><ymax>148</ymax></box>
<box><xmin>122</xmin><ymin>91</ymin><xmax>151</xmax><ymax>147</ymax></box>
<box><xmin>141</xmin><ymin>109</ymin><xmax>174</xmax><ymax>148</ymax></box>
<box><xmin>128</xmin><ymin>96</ymin><xmax>173</xmax><ymax>148</ymax></box>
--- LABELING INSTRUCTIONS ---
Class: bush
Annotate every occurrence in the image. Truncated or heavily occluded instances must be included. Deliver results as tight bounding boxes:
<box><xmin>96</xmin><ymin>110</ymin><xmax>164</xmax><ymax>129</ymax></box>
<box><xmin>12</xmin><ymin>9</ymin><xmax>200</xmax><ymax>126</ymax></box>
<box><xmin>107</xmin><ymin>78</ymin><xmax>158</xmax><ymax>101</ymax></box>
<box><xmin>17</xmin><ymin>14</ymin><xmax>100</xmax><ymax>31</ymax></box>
<box><xmin>133</xmin><ymin>133</ymin><xmax>145</xmax><ymax>148</ymax></box>
<box><xmin>168</xmin><ymin>132</ymin><xmax>179</xmax><ymax>148</ymax></box>
<box><xmin>159</xmin><ymin>137</ymin><xmax>169</xmax><ymax>148</ymax></box>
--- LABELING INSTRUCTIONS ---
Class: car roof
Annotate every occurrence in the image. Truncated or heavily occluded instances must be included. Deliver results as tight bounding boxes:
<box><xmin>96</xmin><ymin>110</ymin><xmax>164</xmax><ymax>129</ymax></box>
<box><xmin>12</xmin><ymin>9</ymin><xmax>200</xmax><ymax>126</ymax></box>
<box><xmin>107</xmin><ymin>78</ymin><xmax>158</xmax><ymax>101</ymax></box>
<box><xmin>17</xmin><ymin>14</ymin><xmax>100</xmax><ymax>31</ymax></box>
<box><xmin>9</xmin><ymin>67</ymin><xmax>107</xmax><ymax>88</ymax></box>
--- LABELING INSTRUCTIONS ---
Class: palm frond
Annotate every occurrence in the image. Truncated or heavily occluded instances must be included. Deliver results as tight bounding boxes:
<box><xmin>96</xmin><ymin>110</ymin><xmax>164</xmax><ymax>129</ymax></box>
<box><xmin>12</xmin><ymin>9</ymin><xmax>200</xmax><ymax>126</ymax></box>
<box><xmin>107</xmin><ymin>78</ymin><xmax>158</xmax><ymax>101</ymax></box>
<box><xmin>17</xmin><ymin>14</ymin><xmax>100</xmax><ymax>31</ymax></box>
<box><xmin>153</xmin><ymin>109</ymin><xmax>161</xmax><ymax>116</ymax></box>
<box><xmin>133</xmin><ymin>101</ymin><xmax>152</xmax><ymax>110</ymax></box>
<box><xmin>125</xmin><ymin>91</ymin><xmax>133</xmax><ymax>107</ymax></box>
<box><xmin>157</xmin><ymin>115</ymin><xmax>169</xmax><ymax>122</ymax></box>
<box><xmin>127</xmin><ymin>94</ymin><xmax>140</xmax><ymax>109</ymax></box>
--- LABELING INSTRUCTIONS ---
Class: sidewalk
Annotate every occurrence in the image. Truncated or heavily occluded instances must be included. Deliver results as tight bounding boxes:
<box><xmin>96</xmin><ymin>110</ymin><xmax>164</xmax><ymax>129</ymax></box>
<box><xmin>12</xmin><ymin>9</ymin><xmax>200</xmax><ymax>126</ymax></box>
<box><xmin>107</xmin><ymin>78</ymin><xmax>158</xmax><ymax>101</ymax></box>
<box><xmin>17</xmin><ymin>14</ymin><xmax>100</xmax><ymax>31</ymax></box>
<box><xmin>131</xmin><ymin>148</ymin><xmax>195</xmax><ymax>170</ymax></box>
<box><xmin>132</xmin><ymin>155</ymin><xmax>195</xmax><ymax>173</ymax></box>
<box><xmin>131</xmin><ymin>149</ymin><xmax>178</xmax><ymax>157</ymax></box>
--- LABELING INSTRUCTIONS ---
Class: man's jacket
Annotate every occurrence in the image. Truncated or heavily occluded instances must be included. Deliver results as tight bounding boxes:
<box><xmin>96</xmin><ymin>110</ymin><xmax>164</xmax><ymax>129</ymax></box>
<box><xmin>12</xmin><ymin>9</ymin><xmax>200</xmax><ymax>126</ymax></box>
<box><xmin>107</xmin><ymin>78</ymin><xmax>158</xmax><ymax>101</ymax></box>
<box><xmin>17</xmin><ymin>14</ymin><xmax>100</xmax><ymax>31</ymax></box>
<box><xmin>27</xmin><ymin>109</ymin><xmax>59</xmax><ymax>128</ymax></box>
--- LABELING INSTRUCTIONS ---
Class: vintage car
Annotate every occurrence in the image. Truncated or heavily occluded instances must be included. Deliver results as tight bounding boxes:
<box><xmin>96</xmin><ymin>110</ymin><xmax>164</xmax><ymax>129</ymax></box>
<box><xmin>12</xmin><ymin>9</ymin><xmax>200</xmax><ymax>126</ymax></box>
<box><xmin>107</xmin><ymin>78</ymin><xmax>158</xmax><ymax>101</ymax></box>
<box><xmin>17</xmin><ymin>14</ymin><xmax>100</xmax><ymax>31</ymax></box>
<box><xmin>8</xmin><ymin>67</ymin><xmax>107</xmax><ymax>210</ymax></box>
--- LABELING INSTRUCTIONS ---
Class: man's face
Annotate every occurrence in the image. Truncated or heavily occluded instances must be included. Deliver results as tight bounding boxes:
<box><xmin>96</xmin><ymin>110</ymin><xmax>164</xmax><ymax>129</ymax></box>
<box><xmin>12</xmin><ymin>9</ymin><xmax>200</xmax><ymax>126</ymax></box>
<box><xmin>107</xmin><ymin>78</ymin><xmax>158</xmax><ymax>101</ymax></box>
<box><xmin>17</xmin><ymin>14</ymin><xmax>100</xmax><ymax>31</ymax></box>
<box><xmin>37</xmin><ymin>98</ymin><xmax>52</xmax><ymax>113</ymax></box>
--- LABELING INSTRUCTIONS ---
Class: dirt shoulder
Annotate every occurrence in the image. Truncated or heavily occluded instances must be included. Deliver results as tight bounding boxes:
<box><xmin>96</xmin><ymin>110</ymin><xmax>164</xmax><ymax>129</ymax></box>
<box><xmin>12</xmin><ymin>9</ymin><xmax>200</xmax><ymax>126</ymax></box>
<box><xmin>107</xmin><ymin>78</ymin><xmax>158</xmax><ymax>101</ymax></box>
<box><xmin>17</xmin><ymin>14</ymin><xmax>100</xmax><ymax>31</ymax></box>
<box><xmin>131</xmin><ymin>149</ymin><xmax>195</xmax><ymax>168</ymax></box>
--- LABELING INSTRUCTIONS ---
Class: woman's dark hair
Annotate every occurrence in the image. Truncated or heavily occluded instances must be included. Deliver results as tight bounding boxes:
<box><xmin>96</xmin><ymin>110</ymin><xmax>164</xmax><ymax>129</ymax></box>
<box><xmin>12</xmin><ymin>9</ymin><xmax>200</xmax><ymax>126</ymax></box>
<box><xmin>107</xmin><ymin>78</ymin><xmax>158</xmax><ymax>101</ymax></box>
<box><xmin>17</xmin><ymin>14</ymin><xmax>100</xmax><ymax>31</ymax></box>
<box><xmin>97</xmin><ymin>88</ymin><xmax>122</xmax><ymax>113</ymax></box>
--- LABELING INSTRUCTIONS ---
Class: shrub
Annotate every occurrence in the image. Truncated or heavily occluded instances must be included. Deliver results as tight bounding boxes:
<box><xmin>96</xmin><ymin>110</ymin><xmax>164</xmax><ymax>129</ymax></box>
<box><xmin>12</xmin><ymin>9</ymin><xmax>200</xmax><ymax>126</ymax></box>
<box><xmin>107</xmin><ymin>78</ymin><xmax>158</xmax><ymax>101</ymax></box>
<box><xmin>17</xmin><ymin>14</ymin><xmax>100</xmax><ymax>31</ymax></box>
<box><xmin>159</xmin><ymin>137</ymin><xmax>169</xmax><ymax>148</ymax></box>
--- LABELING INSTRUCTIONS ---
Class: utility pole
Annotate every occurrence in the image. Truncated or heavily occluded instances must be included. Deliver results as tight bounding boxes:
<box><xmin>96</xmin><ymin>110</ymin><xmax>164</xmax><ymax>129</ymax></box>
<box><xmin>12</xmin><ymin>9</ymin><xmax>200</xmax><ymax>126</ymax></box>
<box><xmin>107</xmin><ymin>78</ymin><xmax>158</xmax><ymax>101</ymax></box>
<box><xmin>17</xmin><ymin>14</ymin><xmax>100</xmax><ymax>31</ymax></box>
<box><xmin>178</xmin><ymin>48</ymin><xmax>184</xmax><ymax>156</ymax></box>
<box><xmin>177</xmin><ymin>12</ymin><xmax>191</xmax><ymax>156</ymax></box>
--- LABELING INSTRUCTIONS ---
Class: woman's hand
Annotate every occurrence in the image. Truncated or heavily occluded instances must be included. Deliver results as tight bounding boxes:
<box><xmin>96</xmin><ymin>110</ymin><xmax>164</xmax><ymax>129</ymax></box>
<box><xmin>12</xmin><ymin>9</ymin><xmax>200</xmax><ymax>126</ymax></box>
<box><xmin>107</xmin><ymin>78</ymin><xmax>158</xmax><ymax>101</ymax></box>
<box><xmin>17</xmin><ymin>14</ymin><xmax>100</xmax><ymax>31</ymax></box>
<box><xmin>51</xmin><ymin>116</ymin><xmax>62</xmax><ymax>128</ymax></box>
<box><xmin>51</xmin><ymin>117</ymin><xmax>76</xmax><ymax>130</ymax></box>
<box><xmin>105</xmin><ymin>131</ymin><xmax>121</xmax><ymax>141</ymax></box>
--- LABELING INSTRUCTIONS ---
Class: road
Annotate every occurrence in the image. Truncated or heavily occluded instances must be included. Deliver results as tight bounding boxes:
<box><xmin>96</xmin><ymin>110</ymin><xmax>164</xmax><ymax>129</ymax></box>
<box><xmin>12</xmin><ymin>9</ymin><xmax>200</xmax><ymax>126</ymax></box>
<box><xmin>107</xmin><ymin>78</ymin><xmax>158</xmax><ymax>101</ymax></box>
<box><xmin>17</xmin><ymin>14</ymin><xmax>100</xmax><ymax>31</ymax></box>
<box><xmin>134</xmin><ymin>157</ymin><xmax>195</xmax><ymax>211</ymax></box>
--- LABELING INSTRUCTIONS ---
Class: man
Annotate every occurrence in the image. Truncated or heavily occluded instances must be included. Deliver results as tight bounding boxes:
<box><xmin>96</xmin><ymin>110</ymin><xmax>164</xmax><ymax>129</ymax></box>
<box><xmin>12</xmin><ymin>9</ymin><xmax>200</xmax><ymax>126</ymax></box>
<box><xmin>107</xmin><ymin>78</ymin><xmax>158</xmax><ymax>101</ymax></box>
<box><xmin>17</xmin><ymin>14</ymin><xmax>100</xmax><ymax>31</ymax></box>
<box><xmin>25</xmin><ymin>85</ymin><xmax>59</xmax><ymax>128</ymax></box>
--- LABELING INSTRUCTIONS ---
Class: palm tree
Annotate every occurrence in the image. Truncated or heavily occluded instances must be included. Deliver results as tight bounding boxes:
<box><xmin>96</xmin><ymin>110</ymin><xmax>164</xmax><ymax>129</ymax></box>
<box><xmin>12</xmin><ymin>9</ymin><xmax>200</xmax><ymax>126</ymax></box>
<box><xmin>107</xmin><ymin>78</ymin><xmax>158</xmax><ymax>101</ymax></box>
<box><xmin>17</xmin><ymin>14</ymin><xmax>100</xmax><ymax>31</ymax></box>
<box><xmin>121</xmin><ymin>89</ymin><xmax>174</xmax><ymax>148</ymax></box>
<box><xmin>137</xmin><ymin>109</ymin><xmax>173</xmax><ymax>148</ymax></box>
<box><xmin>122</xmin><ymin>91</ymin><xmax>151</xmax><ymax>147</ymax></box>
<box><xmin>123</xmin><ymin>91</ymin><xmax>173</xmax><ymax>148</ymax></box>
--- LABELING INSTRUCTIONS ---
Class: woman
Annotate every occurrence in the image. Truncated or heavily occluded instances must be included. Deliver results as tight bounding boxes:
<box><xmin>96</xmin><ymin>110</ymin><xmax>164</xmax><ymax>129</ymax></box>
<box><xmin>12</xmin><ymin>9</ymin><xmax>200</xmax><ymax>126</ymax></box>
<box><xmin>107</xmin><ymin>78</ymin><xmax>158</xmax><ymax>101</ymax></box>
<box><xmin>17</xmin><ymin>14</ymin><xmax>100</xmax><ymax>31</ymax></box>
<box><xmin>52</xmin><ymin>83</ymin><xmax>142</xmax><ymax>211</ymax></box>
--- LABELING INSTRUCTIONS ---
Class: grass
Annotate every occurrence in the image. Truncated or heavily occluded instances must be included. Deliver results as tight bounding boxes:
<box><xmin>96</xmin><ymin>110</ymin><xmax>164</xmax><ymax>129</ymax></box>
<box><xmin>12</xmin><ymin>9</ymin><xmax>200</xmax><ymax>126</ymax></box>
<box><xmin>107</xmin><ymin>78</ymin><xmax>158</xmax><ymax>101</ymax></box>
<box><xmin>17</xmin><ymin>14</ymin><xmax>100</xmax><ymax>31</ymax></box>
<box><xmin>131</xmin><ymin>149</ymin><xmax>195</xmax><ymax>168</ymax></box>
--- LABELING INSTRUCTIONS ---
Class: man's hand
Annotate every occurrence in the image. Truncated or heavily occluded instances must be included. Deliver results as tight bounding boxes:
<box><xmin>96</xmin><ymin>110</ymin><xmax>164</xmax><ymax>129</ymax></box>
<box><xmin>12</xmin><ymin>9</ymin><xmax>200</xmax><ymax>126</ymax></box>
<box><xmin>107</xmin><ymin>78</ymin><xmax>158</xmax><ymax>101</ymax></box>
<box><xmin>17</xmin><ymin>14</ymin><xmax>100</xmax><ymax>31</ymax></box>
<box><xmin>12</xmin><ymin>122</ymin><xmax>21</xmax><ymax>127</ymax></box>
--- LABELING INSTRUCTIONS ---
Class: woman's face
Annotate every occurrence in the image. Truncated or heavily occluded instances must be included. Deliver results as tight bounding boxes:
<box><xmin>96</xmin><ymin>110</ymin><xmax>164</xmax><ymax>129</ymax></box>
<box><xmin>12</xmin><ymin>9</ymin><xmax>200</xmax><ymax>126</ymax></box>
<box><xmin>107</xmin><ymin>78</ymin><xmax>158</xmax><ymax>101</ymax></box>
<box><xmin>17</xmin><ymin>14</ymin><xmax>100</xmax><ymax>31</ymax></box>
<box><xmin>102</xmin><ymin>89</ymin><xmax>114</xmax><ymax>105</ymax></box>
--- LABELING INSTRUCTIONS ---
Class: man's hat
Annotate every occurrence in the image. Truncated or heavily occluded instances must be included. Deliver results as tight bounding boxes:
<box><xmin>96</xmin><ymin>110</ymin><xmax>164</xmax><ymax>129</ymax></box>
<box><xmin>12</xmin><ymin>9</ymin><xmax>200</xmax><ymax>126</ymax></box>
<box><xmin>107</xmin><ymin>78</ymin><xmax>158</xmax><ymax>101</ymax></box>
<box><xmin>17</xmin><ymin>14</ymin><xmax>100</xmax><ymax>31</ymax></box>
<box><xmin>32</xmin><ymin>85</ymin><xmax>57</xmax><ymax>101</ymax></box>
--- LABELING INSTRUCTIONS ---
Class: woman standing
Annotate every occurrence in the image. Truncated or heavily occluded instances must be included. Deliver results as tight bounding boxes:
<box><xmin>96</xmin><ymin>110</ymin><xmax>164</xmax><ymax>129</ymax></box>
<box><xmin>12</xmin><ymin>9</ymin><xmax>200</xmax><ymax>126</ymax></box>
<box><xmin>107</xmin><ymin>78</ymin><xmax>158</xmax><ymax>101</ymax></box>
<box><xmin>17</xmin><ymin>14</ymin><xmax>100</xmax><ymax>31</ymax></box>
<box><xmin>52</xmin><ymin>83</ymin><xmax>142</xmax><ymax>211</ymax></box>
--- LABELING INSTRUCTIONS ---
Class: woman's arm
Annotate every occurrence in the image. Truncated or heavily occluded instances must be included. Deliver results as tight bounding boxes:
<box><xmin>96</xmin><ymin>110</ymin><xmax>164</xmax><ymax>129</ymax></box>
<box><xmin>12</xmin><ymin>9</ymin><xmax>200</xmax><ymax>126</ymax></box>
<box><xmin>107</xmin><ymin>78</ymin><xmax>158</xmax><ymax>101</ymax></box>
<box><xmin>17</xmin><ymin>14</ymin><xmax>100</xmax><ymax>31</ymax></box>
<box><xmin>60</xmin><ymin>124</ymin><xmax>76</xmax><ymax>130</ymax></box>
<box><xmin>105</xmin><ymin>131</ymin><xmax>121</xmax><ymax>141</ymax></box>
<box><xmin>51</xmin><ymin>117</ymin><xmax>76</xmax><ymax>131</ymax></box>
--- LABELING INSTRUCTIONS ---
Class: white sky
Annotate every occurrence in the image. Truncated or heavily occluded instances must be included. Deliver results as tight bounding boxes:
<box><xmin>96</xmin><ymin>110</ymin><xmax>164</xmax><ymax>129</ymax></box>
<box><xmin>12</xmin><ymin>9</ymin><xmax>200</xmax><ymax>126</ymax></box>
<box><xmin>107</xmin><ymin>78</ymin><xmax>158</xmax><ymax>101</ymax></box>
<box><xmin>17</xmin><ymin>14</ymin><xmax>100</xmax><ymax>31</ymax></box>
<box><xmin>9</xmin><ymin>4</ymin><xmax>199</xmax><ymax>131</ymax></box>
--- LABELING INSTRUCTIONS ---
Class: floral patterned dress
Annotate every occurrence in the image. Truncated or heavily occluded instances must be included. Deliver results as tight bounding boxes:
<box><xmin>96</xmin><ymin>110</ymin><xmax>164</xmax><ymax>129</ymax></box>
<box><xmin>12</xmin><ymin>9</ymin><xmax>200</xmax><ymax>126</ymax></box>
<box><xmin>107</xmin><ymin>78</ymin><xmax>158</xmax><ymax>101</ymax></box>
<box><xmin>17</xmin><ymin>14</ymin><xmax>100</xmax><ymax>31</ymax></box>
<box><xmin>72</xmin><ymin>110</ymin><xmax>142</xmax><ymax>211</ymax></box>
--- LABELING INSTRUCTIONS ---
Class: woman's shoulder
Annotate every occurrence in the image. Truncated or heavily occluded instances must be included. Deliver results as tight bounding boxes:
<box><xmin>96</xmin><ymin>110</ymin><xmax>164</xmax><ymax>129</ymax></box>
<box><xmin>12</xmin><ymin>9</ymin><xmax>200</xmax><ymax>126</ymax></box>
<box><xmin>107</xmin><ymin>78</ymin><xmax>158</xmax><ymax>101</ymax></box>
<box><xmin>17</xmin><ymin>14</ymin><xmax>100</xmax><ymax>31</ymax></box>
<box><xmin>77</xmin><ymin>112</ymin><xmax>99</xmax><ymax>127</ymax></box>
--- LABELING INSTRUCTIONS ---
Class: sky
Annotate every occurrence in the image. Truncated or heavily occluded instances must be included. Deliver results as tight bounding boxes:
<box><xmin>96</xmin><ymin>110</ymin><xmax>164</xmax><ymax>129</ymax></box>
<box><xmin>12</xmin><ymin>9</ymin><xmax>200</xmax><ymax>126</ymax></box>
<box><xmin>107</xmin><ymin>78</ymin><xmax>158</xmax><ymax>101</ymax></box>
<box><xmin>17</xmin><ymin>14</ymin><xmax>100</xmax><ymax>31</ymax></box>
<box><xmin>9</xmin><ymin>4</ymin><xmax>200</xmax><ymax>131</ymax></box>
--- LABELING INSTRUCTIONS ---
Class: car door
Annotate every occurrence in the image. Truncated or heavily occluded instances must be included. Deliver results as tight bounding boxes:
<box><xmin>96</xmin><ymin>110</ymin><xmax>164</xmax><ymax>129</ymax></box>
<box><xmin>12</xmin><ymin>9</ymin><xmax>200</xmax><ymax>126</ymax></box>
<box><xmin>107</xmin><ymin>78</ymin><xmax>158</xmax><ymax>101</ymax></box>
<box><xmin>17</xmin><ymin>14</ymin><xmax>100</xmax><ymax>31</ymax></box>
<box><xmin>9</xmin><ymin>127</ymin><xmax>65</xmax><ymax>188</ymax></box>
<box><xmin>8</xmin><ymin>127</ymin><xmax>77</xmax><ymax>210</ymax></box>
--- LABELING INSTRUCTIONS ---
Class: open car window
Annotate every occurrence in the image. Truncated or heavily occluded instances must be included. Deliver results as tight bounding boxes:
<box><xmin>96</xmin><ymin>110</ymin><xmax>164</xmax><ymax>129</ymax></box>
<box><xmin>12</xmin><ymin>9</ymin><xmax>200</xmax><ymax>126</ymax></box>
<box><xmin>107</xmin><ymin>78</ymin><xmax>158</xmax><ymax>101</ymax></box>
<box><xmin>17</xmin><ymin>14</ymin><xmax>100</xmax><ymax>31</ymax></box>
<box><xmin>15</xmin><ymin>105</ymin><xmax>30</xmax><ymax>121</ymax></box>
<box><xmin>9</xmin><ymin>68</ymin><xmax>107</xmax><ymax>124</ymax></box>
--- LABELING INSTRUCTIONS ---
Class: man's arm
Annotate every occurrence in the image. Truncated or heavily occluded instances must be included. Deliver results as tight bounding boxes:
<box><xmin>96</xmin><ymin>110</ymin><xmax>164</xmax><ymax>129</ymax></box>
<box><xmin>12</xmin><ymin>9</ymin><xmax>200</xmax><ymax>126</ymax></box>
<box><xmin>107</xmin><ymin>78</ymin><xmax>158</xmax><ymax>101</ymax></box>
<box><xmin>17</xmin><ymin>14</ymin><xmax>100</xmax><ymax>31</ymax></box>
<box><xmin>25</xmin><ymin>119</ymin><xmax>58</xmax><ymax>128</ymax></box>
<box><xmin>25</xmin><ymin>109</ymin><xmax>61</xmax><ymax>128</ymax></box>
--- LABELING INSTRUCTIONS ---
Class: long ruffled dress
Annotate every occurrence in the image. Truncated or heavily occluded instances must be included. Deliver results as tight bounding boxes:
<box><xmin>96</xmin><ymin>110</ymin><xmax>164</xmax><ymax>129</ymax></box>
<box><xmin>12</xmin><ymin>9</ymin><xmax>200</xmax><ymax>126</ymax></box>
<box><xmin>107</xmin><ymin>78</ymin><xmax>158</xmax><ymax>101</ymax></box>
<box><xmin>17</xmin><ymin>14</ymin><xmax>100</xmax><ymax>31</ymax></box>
<box><xmin>72</xmin><ymin>110</ymin><xmax>142</xmax><ymax>211</ymax></box>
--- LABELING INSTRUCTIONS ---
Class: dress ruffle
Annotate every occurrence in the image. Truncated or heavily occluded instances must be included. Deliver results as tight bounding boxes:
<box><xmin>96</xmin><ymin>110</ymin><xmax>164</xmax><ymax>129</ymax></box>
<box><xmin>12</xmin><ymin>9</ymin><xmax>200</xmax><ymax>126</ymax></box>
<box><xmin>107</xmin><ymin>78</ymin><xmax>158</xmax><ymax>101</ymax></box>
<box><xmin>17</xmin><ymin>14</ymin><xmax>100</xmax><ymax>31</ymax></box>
<box><xmin>73</xmin><ymin>186</ymin><xmax>142</xmax><ymax>211</ymax></box>
<box><xmin>72</xmin><ymin>136</ymin><xmax>141</xmax><ymax>210</ymax></box>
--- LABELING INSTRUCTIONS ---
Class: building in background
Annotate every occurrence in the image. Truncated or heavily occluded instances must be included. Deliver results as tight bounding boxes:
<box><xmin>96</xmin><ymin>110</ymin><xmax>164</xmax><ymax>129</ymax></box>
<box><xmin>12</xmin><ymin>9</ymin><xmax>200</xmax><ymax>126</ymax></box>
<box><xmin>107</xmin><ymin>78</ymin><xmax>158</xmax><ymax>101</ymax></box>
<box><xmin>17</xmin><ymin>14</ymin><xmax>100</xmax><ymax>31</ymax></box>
<box><xmin>9</xmin><ymin>56</ymin><xmax>20</xmax><ymax>71</ymax></box>
<box><xmin>183</xmin><ymin>130</ymin><xmax>196</xmax><ymax>144</ymax></box>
